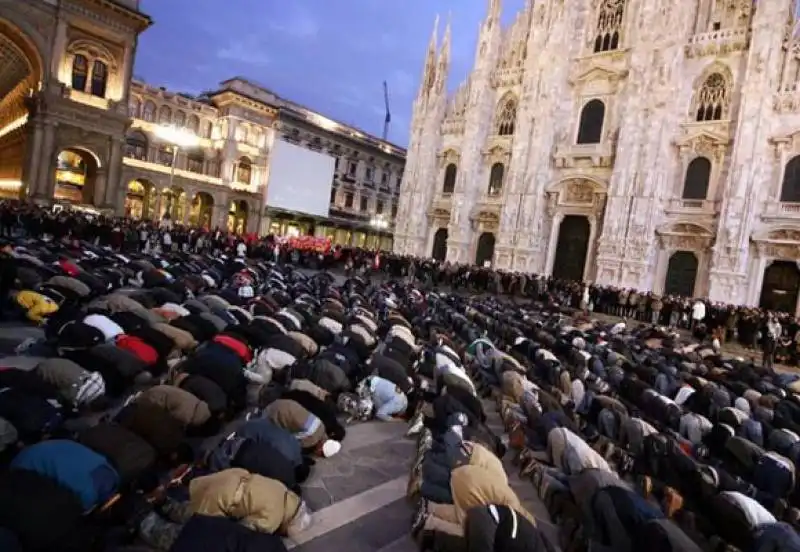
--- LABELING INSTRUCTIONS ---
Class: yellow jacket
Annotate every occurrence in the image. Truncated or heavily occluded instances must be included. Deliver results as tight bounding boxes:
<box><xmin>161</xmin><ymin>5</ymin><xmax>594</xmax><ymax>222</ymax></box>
<box><xmin>450</xmin><ymin>465</ymin><xmax>536</xmax><ymax>526</ymax></box>
<box><xmin>189</xmin><ymin>468</ymin><xmax>301</xmax><ymax>534</ymax></box>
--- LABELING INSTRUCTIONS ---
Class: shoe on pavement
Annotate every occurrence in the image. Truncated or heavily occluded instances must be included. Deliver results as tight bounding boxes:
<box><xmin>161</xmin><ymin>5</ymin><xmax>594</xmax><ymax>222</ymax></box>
<box><xmin>406</xmin><ymin>412</ymin><xmax>424</xmax><ymax>437</ymax></box>
<box><xmin>410</xmin><ymin>499</ymin><xmax>429</xmax><ymax>537</ymax></box>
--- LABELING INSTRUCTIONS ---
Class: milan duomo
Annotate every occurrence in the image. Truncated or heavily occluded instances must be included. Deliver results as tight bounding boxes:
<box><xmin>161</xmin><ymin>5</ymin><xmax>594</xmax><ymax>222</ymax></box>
<box><xmin>393</xmin><ymin>0</ymin><xmax>800</xmax><ymax>315</ymax></box>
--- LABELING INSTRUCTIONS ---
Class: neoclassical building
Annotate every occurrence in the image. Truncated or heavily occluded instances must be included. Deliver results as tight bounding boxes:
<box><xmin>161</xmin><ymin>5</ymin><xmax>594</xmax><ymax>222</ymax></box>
<box><xmin>395</xmin><ymin>0</ymin><xmax>800</xmax><ymax>314</ymax></box>
<box><xmin>0</xmin><ymin>0</ymin><xmax>404</xmax><ymax>241</ymax></box>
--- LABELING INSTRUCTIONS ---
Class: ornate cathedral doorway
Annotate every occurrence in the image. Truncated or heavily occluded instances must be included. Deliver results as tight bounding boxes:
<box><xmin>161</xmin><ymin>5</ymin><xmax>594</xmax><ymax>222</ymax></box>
<box><xmin>431</xmin><ymin>228</ymin><xmax>448</xmax><ymax>261</ymax></box>
<box><xmin>759</xmin><ymin>261</ymin><xmax>800</xmax><ymax>314</ymax></box>
<box><xmin>475</xmin><ymin>232</ymin><xmax>496</xmax><ymax>267</ymax></box>
<box><xmin>664</xmin><ymin>251</ymin><xmax>698</xmax><ymax>298</ymax></box>
<box><xmin>552</xmin><ymin>215</ymin><xmax>590</xmax><ymax>282</ymax></box>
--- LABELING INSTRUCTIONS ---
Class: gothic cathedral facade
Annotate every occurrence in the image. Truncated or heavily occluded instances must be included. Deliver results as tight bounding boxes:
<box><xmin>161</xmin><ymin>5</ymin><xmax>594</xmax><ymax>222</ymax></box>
<box><xmin>394</xmin><ymin>0</ymin><xmax>800</xmax><ymax>315</ymax></box>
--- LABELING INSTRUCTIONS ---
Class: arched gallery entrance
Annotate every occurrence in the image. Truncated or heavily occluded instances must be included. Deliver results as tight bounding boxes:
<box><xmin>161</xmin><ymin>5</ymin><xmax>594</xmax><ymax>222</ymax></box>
<box><xmin>431</xmin><ymin>228</ymin><xmax>448</xmax><ymax>261</ymax></box>
<box><xmin>189</xmin><ymin>192</ymin><xmax>214</xmax><ymax>228</ymax></box>
<box><xmin>125</xmin><ymin>179</ymin><xmax>154</xmax><ymax>219</ymax></box>
<box><xmin>664</xmin><ymin>251</ymin><xmax>699</xmax><ymax>298</ymax></box>
<box><xmin>759</xmin><ymin>261</ymin><xmax>800</xmax><ymax>314</ymax></box>
<box><xmin>228</xmin><ymin>200</ymin><xmax>248</xmax><ymax>234</ymax></box>
<box><xmin>161</xmin><ymin>186</ymin><xmax>187</xmax><ymax>222</ymax></box>
<box><xmin>552</xmin><ymin>215</ymin><xmax>590</xmax><ymax>281</ymax></box>
<box><xmin>475</xmin><ymin>232</ymin><xmax>496</xmax><ymax>267</ymax></box>
<box><xmin>0</xmin><ymin>20</ymin><xmax>43</xmax><ymax>188</ymax></box>
<box><xmin>54</xmin><ymin>149</ymin><xmax>98</xmax><ymax>204</ymax></box>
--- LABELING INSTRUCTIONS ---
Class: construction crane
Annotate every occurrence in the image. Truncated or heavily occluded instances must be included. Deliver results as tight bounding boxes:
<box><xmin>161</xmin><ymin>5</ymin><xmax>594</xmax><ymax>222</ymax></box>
<box><xmin>382</xmin><ymin>81</ymin><xmax>391</xmax><ymax>141</ymax></box>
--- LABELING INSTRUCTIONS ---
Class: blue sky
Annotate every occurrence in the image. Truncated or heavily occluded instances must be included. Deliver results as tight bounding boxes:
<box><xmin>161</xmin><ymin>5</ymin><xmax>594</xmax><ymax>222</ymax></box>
<box><xmin>134</xmin><ymin>0</ymin><xmax>525</xmax><ymax>147</ymax></box>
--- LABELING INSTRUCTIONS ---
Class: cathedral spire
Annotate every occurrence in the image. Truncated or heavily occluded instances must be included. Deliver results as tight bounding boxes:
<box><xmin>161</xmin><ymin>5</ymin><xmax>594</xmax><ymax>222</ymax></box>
<box><xmin>419</xmin><ymin>14</ymin><xmax>439</xmax><ymax>99</ymax></box>
<box><xmin>487</xmin><ymin>0</ymin><xmax>502</xmax><ymax>25</ymax></box>
<box><xmin>436</xmin><ymin>14</ymin><xmax>452</xmax><ymax>85</ymax></box>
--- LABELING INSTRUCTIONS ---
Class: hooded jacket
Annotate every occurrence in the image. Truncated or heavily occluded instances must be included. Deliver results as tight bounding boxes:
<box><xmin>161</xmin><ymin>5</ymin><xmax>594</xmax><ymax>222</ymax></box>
<box><xmin>189</xmin><ymin>468</ymin><xmax>301</xmax><ymax>534</ymax></box>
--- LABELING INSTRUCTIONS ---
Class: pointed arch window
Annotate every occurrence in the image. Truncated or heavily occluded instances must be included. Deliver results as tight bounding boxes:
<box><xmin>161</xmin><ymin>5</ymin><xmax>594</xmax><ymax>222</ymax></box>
<box><xmin>71</xmin><ymin>54</ymin><xmax>88</xmax><ymax>92</ymax></box>
<box><xmin>780</xmin><ymin>155</ymin><xmax>800</xmax><ymax>203</ymax></box>
<box><xmin>594</xmin><ymin>0</ymin><xmax>625</xmax><ymax>53</ymax></box>
<box><xmin>488</xmin><ymin>163</ymin><xmax>505</xmax><ymax>196</ymax></box>
<box><xmin>187</xmin><ymin>115</ymin><xmax>200</xmax><ymax>134</ymax></box>
<box><xmin>90</xmin><ymin>60</ymin><xmax>108</xmax><ymax>97</ymax></box>
<box><xmin>442</xmin><ymin>163</ymin><xmax>457</xmax><ymax>194</ymax></box>
<box><xmin>682</xmin><ymin>157</ymin><xmax>712</xmax><ymax>200</ymax></box>
<box><xmin>576</xmin><ymin>99</ymin><xmax>605</xmax><ymax>144</ymax></box>
<box><xmin>495</xmin><ymin>96</ymin><xmax>517</xmax><ymax>136</ymax></box>
<box><xmin>695</xmin><ymin>73</ymin><xmax>728</xmax><ymax>122</ymax></box>
<box><xmin>236</xmin><ymin>157</ymin><xmax>253</xmax><ymax>185</ymax></box>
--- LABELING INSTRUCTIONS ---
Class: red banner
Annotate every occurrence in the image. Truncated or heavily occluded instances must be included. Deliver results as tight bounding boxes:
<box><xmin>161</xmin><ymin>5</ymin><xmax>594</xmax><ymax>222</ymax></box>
<box><xmin>287</xmin><ymin>236</ymin><xmax>331</xmax><ymax>253</ymax></box>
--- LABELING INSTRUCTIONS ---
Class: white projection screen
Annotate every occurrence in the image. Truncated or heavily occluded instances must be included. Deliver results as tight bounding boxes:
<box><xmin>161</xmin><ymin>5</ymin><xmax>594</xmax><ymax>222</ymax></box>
<box><xmin>265</xmin><ymin>139</ymin><xmax>335</xmax><ymax>218</ymax></box>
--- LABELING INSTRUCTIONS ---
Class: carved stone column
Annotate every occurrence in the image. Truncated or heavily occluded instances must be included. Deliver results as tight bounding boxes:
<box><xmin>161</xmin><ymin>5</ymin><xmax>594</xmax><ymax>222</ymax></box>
<box><xmin>103</xmin><ymin>137</ymin><xmax>124</xmax><ymax>209</ymax></box>
<box><xmin>92</xmin><ymin>168</ymin><xmax>107</xmax><ymax>208</ymax></box>
<box><xmin>38</xmin><ymin>122</ymin><xmax>58</xmax><ymax>203</ymax></box>
<box><xmin>545</xmin><ymin>212</ymin><xmax>564</xmax><ymax>275</ymax></box>
<box><xmin>23</xmin><ymin>120</ymin><xmax>45</xmax><ymax>198</ymax></box>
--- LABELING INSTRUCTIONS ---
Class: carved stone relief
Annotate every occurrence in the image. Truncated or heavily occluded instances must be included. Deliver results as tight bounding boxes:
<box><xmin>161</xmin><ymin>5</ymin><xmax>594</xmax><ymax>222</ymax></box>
<box><xmin>768</xmin><ymin>229</ymin><xmax>800</xmax><ymax>242</ymax></box>
<box><xmin>562</xmin><ymin>180</ymin><xmax>594</xmax><ymax>203</ymax></box>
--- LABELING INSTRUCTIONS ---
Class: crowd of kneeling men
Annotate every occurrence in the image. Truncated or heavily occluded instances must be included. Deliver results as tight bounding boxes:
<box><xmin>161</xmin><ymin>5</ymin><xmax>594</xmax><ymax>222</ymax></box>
<box><xmin>398</xmin><ymin>293</ymin><xmax>800</xmax><ymax>552</ymax></box>
<box><xmin>0</xmin><ymin>239</ymin><xmax>428</xmax><ymax>552</ymax></box>
<box><xmin>4</xmin><ymin>236</ymin><xmax>800</xmax><ymax>552</ymax></box>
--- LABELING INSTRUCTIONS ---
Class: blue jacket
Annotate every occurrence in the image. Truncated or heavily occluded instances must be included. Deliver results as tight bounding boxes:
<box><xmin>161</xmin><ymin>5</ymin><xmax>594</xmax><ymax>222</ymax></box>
<box><xmin>171</xmin><ymin>515</ymin><xmax>287</xmax><ymax>552</ymax></box>
<box><xmin>236</xmin><ymin>418</ymin><xmax>302</xmax><ymax>467</ymax></box>
<box><xmin>11</xmin><ymin>439</ymin><xmax>119</xmax><ymax>510</ymax></box>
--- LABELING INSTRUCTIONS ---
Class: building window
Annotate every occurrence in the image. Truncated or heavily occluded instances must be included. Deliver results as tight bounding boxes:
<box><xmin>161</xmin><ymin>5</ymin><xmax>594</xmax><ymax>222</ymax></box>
<box><xmin>594</xmin><ymin>0</ymin><xmax>625</xmax><ymax>53</ymax></box>
<box><xmin>236</xmin><ymin>157</ymin><xmax>253</xmax><ymax>184</ymax></box>
<box><xmin>695</xmin><ymin>73</ymin><xmax>729</xmax><ymax>122</ymax></box>
<box><xmin>158</xmin><ymin>146</ymin><xmax>174</xmax><ymax>166</ymax></box>
<box><xmin>71</xmin><ymin>54</ymin><xmax>88</xmax><ymax>92</ymax></box>
<box><xmin>576</xmin><ymin>99</ymin><xmax>605</xmax><ymax>144</ymax></box>
<box><xmin>187</xmin><ymin>152</ymin><xmax>204</xmax><ymax>174</ymax></box>
<box><xmin>488</xmin><ymin>163</ymin><xmax>505</xmax><ymax>196</ymax></box>
<box><xmin>682</xmin><ymin>157</ymin><xmax>712</xmax><ymax>200</ymax></box>
<box><xmin>128</xmin><ymin>98</ymin><xmax>140</xmax><ymax>118</ymax></box>
<box><xmin>188</xmin><ymin>115</ymin><xmax>200</xmax><ymax>134</ymax></box>
<box><xmin>376</xmin><ymin>200</ymin><xmax>384</xmax><ymax>214</ymax></box>
<box><xmin>90</xmin><ymin>60</ymin><xmax>108</xmax><ymax>98</ymax></box>
<box><xmin>495</xmin><ymin>95</ymin><xmax>517</xmax><ymax>136</ymax></box>
<box><xmin>174</xmin><ymin>111</ymin><xmax>186</xmax><ymax>128</ymax></box>
<box><xmin>203</xmin><ymin>121</ymin><xmax>213</xmax><ymax>138</ymax></box>
<box><xmin>207</xmin><ymin>159</ymin><xmax>220</xmax><ymax>178</ymax></box>
<box><xmin>391</xmin><ymin>203</ymin><xmax>398</xmax><ymax>218</ymax></box>
<box><xmin>348</xmin><ymin>161</ymin><xmax>357</xmax><ymax>176</ymax></box>
<box><xmin>143</xmin><ymin>101</ymin><xmax>156</xmax><ymax>122</ymax></box>
<box><xmin>780</xmin><ymin>155</ymin><xmax>800</xmax><ymax>203</ymax></box>
<box><xmin>442</xmin><ymin>163</ymin><xmax>457</xmax><ymax>194</ymax></box>
<box><xmin>381</xmin><ymin>171</ymin><xmax>389</xmax><ymax>185</ymax></box>
<box><xmin>365</xmin><ymin>167</ymin><xmax>373</xmax><ymax>181</ymax></box>
<box><xmin>124</xmin><ymin>131</ymin><xmax>148</xmax><ymax>160</ymax></box>
<box><xmin>158</xmin><ymin>106</ymin><xmax>172</xmax><ymax>124</ymax></box>
<box><xmin>330</xmin><ymin>188</ymin><xmax>337</xmax><ymax>203</ymax></box>
<box><xmin>360</xmin><ymin>197</ymin><xmax>368</xmax><ymax>211</ymax></box>
<box><xmin>334</xmin><ymin>158</ymin><xmax>340</xmax><ymax>170</ymax></box>
<box><xmin>345</xmin><ymin>192</ymin><xmax>354</xmax><ymax>208</ymax></box>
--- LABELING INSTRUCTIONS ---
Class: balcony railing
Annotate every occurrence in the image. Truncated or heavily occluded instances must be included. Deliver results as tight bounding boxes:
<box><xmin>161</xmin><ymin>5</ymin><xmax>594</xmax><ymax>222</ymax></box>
<box><xmin>665</xmin><ymin>198</ymin><xmax>718</xmax><ymax>214</ymax></box>
<box><xmin>763</xmin><ymin>201</ymin><xmax>800</xmax><ymax>219</ymax></box>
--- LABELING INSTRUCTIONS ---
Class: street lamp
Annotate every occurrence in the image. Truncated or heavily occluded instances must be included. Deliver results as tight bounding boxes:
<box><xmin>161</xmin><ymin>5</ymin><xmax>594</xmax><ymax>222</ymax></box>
<box><xmin>154</xmin><ymin>124</ymin><xmax>200</xmax><ymax>218</ymax></box>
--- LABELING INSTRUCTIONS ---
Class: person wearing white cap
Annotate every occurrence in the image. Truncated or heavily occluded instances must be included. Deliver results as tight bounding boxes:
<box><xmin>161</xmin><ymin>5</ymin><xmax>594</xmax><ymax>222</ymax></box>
<box><xmin>265</xmin><ymin>399</ymin><xmax>341</xmax><ymax>458</ymax></box>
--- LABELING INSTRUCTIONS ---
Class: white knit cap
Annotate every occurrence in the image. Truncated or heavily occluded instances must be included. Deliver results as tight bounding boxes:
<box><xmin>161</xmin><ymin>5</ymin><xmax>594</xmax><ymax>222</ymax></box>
<box><xmin>322</xmin><ymin>440</ymin><xmax>342</xmax><ymax>458</ymax></box>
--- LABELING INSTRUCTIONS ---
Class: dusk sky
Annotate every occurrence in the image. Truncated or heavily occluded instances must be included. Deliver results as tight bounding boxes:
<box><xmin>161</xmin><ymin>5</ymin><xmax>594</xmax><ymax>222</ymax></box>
<box><xmin>134</xmin><ymin>0</ymin><xmax>525</xmax><ymax>147</ymax></box>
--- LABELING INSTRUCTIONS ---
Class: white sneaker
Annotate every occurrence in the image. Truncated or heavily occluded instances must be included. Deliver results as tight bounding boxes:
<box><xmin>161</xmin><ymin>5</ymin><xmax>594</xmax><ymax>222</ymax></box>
<box><xmin>406</xmin><ymin>412</ymin><xmax>424</xmax><ymax>437</ymax></box>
